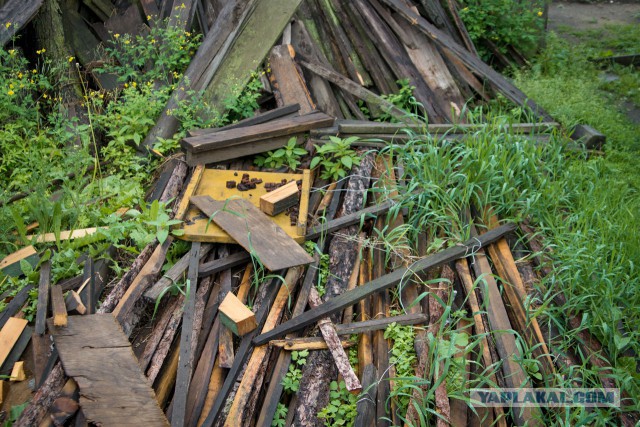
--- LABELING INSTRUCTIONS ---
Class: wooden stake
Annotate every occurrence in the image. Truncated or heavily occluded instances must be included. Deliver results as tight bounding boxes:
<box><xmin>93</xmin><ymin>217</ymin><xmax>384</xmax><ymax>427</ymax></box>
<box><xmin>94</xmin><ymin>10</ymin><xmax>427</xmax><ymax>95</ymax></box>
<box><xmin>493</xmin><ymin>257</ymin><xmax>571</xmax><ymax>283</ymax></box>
<box><xmin>50</xmin><ymin>285</ymin><xmax>67</xmax><ymax>327</ymax></box>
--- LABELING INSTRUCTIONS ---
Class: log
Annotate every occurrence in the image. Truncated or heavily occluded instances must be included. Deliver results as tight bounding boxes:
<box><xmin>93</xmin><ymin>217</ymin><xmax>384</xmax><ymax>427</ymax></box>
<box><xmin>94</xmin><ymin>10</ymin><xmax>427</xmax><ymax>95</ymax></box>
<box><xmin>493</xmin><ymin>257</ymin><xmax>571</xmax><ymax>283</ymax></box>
<box><xmin>255</xmin><ymin>223</ymin><xmax>517</xmax><ymax>345</ymax></box>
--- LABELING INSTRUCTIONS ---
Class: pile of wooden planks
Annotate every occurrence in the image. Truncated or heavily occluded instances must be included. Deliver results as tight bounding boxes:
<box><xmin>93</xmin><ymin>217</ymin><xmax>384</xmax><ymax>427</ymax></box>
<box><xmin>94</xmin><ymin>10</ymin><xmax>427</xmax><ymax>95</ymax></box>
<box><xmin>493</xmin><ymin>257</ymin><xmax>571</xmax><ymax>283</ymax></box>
<box><xmin>1</xmin><ymin>0</ymin><xmax>626</xmax><ymax>426</ymax></box>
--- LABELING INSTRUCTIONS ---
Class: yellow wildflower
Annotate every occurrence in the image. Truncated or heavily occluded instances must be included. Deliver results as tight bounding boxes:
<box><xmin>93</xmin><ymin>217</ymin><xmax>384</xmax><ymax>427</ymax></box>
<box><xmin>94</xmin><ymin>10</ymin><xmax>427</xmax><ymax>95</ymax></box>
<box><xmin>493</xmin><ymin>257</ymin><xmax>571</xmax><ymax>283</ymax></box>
<box><xmin>8</xmin><ymin>49</ymin><xmax>15</xmax><ymax>56</ymax></box>
<box><xmin>68</xmin><ymin>56</ymin><xmax>74</xmax><ymax>62</ymax></box>
<box><xmin>114</xmin><ymin>33</ymin><xmax>120</xmax><ymax>39</ymax></box>
<box><xmin>43</xmin><ymin>93</ymin><xmax>48</xmax><ymax>99</ymax></box>
<box><xmin>17</xmin><ymin>72</ymin><xmax>22</xmax><ymax>79</ymax></box>
<box><xmin>5</xmin><ymin>22</ymin><xmax>11</xmax><ymax>29</ymax></box>
<box><xmin>147</xmin><ymin>15</ymin><xmax>152</xmax><ymax>20</ymax></box>
<box><xmin>7</xmin><ymin>90</ymin><xmax>14</xmax><ymax>96</ymax></box>
<box><xmin>537</xmin><ymin>10</ymin><xmax>543</xmax><ymax>16</ymax></box>
<box><xmin>132</xmin><ymin>82</ymin><xmax>137</xmax><ymax>87</ymax></box>
<box><xmin>124</xmin><ymin>83</ymin><xmax>129</xmax><ymax>88</ymax></box>
<box><xmin>9</xmin><ymin>83</ymin><xmax>13</xmax><ymax>89</ymax></box>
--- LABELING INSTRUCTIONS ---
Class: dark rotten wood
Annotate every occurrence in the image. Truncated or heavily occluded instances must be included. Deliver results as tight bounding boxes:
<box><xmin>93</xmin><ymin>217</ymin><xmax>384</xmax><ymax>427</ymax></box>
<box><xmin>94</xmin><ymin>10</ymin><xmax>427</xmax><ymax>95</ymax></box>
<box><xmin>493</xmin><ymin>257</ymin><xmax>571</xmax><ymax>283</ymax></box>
<box><xmin>334</xmin><ymin>312</ymin><xmax>427</xmax><ymax>335</ymax></box>
<box><xmin>35</xmin><ymin>260</ymin><xmax>52</xmax><ymax>335</ymax></box>
<box><xmin>172</xmin><ymin>242</ymin><xmax>201</xmax><ymax>427</ymax></box>
<box><xmin>305</xmin><ymin>200</ymin><xmax>393</xmax><ymax>240</ymax></box>
<box><xmin>190</xmin><ymin>196</ymin><xmax>313</xmax><ymax>271</ymax></box>
<box><xmin>50</xmin><ymin>315</ymin><xmax>169</xmax><ymax>426</ymax></box>
<box><xmin>187</xmin><ymin>104</ymin><xmax>301</xmax><ymax>137</ymax></box>
<box><xmin>0</xmin><ymin>284</ymin><xmax>33</xmax><ymax>329</ymax></box>
<box><xmin>198</xmin><ymin>251</ymin><xmax>251</xmax><ymax>278</ymax></box>
<box><xmin>254</xmin><ymin>223</ymin><xmax>516</xmax><ymax>345</ymax></box>
<box><xmin>0</xmin><ymin>0</ymin><xmax>45</xmax><ymax>46</ymax></box>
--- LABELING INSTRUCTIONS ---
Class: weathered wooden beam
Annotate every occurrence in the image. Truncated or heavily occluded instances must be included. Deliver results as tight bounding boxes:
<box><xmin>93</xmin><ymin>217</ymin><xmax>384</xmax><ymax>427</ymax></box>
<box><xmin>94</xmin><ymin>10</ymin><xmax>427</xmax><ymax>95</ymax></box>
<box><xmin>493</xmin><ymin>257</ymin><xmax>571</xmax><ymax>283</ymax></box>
<box><xmin>219</xmin><ymin>293</ymin><xmax>257</xmax><ymax>336</ymax></box>
<box><xmin>0</xmin><ymin>324</ymin><xmax>31</xmax><ymax>376</ymax></box>
<box><xmin>0</xmin><ymin>284</ymin><xmax>34</xmax><ymax>329</ymax></box>
<box><xmin>269</xmin><ymin>337</ymin><xmax>355</xmax><ymax>351</ymax></box>
<box><xmin>268</xmin><ymin>45</ymin><xmax>316</xmax><ymax>114</ymax></box>
<box><xmin>171</xmin><ymin>242</ymin><xmax>201</xmax><ymax>427</ymax></box>
<box><xmin>187</xmin><ymin>104</ymin><xmax>301</xmax><ymax>137</ymax></box>
<box><xmin>35</xmin><ymin>261</ymin><xmax>52</xmax><ymax>335</ymax></box>
<box><xmin>334</xmin><ymin>312</ymin><xmax>427</xmax><ymax>335</ymax></box>
<box><xmin>254</xmin><ymin>223</ymin><xmax>516</xmax><ymax>345</ymax></box>
<box><xmin>50</xmin><ymin>285</ymin><xmax>67</xmax><ymax>327</ymax></box>
<box><xmin>305</xmin><ymin>200</ymin><xmax>393</xmax><ymax>241</ymax></box>
<box><xmin>0</xmin><ymin>246</ymin><xmax>39</xmax><ymax>277</ymax></box>
<box><xmin>0</xmin><ymin>0</ymin><xmax>44</xmax><ymax>46</ymax></box>
<box><xmin>260</xmin><ymin>180</ymin><xmax>299</xmax><ymax>216</ymax></box>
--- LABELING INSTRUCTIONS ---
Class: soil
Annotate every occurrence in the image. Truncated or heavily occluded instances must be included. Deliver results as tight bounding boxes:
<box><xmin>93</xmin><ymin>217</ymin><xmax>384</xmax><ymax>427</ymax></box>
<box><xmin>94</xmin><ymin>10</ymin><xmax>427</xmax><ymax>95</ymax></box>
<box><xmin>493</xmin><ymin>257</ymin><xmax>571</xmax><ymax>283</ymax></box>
<box><xmin>548</xmin><ymin>0</ymin><xmax>640</xmax><ymax>124</ymax></box>
<box><xmin>548</xmin><ymin>0</ymin><xmax>640</xmax><ymax>33</ymax></box>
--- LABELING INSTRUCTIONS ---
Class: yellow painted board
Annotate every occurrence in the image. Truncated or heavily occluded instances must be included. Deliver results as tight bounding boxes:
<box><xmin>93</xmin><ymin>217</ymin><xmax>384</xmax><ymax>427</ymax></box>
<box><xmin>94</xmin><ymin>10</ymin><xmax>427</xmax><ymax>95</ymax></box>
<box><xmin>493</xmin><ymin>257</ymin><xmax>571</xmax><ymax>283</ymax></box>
<box><xmin>180</xmin><ymin>169</ymin><xmax>310</xmax><ymax>243</ymax></box>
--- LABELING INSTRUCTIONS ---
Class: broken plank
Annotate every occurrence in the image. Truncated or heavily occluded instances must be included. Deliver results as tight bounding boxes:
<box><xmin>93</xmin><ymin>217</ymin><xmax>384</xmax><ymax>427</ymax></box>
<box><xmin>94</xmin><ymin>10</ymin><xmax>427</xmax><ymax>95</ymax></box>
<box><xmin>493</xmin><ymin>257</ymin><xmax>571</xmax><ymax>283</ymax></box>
<box><xmin>268</xmin><ymin>45</ymin><xmax>316</xmax><ymax>114</ymax></box>
<box><xmin>219</xmin><ymin>293</ymin><xmax>257</xmax><ymax>336</ymax></box>
<box><xmin>308</xmin><ymin>287</ymin><xmax>361</xmax><ymax>392</ymax></box>
<box><xmin>254</xmin><ymin>223</ymin><xmax>516</xmax><ymax>345</ymax></box>
<box><xmin>0</xmin><ymin>380</ymin><xmax>8</xmax><ymax>405</ymax></box>
<box><xmin>305</xmin><ymin>200</ymin><xmax>393</xmax><ymax>240</ymax></box>
<box><xmin>187</xmin><ymin>104</ymin><xmax>301</xmax><ymax>137</ymax></box>
<box><xmin>0</xmin><ymin>284</ymin><xmax>34</xmax><ymax>329</ymax></box>
<box><xmin>64</xmin><ymin>291</ymin><xmax>86</xmax><ymax>315</ymax></box>
<box><xmin>198</xmin><ymin>251</ymin><xmax>252</xmax><ymax>278</ymax></box>
<box><xmin>190</xmin><ymin>196</ymin><xmax>313</xmax><ymax>271</ymax></box>
<box><xmin>144</xmin><ymin>244</ymin><xmax>213</xmax><ymax>301</ymax></box>
<box><xmin>10</xmin><ymin>360</ymin><xmax>26</xmax><ymax>381</ymax></box>
<box><xmin>50</xmin><ymin>285</ymin><xmax>68</xmax><ymax>327</ymax></box>
<box><xmin>0</xmin><ymin>318</ymin><xmax>28</xmax><ymax>369</ymax></box>
<box><xmin>35</xmin><ymin>261</ymin><xmax>51</xmax><ymax>335</ymax></box>
<box><xmin>0</xmin><ymin>0</ymin><xmax>44</xmax><ymax>46</ymax></box>
<box><xmin>182</xmin><ymin>111</ymin><xmax>334</xmax><ymax>153</ymax></box>
<box><xmin>0</xmin><ymin>245</ymin><xmax>39</xmax><ymax>277</ymax></box>
<box><xmin>51</xmin><ymin>315</ymin><xmax>169</xmax><ymax>426</ymax></box>
<box><xmin>260</xmin><ymin>180</ymin><xmax>299</xmax><ymax>216</ymax></box>
<box><xmin>27</xmin><ymin>227</ymin><xmax>104</xmax><ymax>243</ymax></box>
<box><xmin>172</xmin><ymin>242</ymin><xmax>201</xmax><ymax>427</ymax></box>
<box><xmin>0</xmin><ymin>324</ymin><xmax>31</xmax><ymax>376</ymax></box>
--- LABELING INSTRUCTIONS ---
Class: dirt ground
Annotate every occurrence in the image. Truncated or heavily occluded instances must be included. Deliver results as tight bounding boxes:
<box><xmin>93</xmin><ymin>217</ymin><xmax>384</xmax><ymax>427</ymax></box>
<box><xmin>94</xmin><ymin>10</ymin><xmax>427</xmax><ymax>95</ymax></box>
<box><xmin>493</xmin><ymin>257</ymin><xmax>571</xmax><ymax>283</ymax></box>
<box><xmin>548</xmin><ymin>0</ymin><xmax>640</xmax><ymax>32</ymax></box>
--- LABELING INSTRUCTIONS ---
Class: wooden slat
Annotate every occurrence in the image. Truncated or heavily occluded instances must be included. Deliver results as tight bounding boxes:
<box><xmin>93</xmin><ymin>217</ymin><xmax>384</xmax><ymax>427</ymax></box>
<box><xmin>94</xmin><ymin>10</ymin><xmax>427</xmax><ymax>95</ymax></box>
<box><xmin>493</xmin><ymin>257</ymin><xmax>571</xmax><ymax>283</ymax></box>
<box><xmin>27</xmin><ymin>227</ymin><xmax>103</xmax><ymax>243</ymax></box>
<box><xmin>337</xmin><ymin>120</ymin><xmax>559</xmax><ymax>135</ymax></box>
<box><xmin>334</xmin><ymin>312</ymin><xmax>427</xmax><ymax>335</ymax></box>
<box><xmin>0</xmin><ymin>246</ymin><xmax>38</xmax><ymax>277</ymax></box>
<box><xmin>182</xmin><ymin>112</ymin><xmax>334</xmax><ymax>153</ymax></box>
<box><xmin>172</xmin><ymin>242</ymin><xmax>201</xmax><ymax>427</ymax></box>
<box><xmin>188</xmin><ymin>104</ymin><xmax>301</xmax><ymax>137</ymax></box>
<box><xmin>269</xmin><ymin>45</ymin><xmax>316</xmax><ymax>114</ymax></box>
<box><xmin>50</xmin><ymin>315</ymin><xmax>169</xmax><ymax>425</ymax></box>
<box><xmin>0</xmin><ymin>324</ymin><xmax>31</xmax><ymax>375</ymax></box>
<box><xmin>35</xmin><ymin>261</ymin><xmax>51</xmax><ymax>335</ymax></box>
<box><xmin>305</xmin><ymin>200</ymin><xmax>393</xmax><ymax>240</ymax></box>
<box><xmin>259</xmin><ymin>180</ymin><xmax>299</xmax><ymax>216</ymax></box>
<box><xmin>190</xmin><ymin>196</ymin><xmax>313</xmax><ymax>271</ymax></box>
<box><xmin>50</xmin><ymin>285</ymin><xmax>67</xmax><ymax>327</ymax></box>
<box><xmin>269</xmin><ymin>337</ymin><xmax>354</xmax><ymax>350</ymax></box>
<box><xmin>0</xmin><ymin>284</ymin><xmax>34</xmax><ymax>329</ymax></box>
<box><xmin>0</xmin><ymin>0</ymin><xmax>44</xmax><ymax>46</ymax></box>
<box><xmin>254</xmin><ymin>223</ymin><xmax>516</xmax><ymax>345</ymax></box>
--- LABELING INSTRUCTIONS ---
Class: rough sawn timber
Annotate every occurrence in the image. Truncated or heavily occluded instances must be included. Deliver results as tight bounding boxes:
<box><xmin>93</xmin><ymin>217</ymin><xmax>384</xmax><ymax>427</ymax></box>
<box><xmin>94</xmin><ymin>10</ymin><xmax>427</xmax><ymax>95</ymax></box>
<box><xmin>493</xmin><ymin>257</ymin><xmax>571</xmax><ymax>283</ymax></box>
<box><xmin>50</xmin><ymin>315</ymin><xmax>169</xmax><ymax>426</ymax></box>
<box><xmin>190</xmin><ymin>196</ymin><xmax>313</xmax><ymax>271</ymax></box>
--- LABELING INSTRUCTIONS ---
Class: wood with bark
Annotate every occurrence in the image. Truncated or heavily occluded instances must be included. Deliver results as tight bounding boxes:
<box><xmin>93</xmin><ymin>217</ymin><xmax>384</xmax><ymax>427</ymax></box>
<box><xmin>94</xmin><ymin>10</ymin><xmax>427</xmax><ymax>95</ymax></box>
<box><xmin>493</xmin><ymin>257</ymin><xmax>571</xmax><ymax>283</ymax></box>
<box><xmin>292</xmin><ymin>153</ymin><xmax>374</xmax><ymax>425</ymax></box>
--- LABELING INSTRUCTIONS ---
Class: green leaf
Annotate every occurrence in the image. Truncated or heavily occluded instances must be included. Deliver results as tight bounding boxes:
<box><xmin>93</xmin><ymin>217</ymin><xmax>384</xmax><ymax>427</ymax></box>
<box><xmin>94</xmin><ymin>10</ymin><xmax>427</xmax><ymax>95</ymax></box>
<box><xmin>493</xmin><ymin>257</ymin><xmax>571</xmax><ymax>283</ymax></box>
<box><xmin>310</xmin><ymin>157</ymin><xmax>321</xmax><ymax>169</ymax></box>
<box><xmin>341</xmin><ymin>156</ymin><xmax>353</xmax><ymax>169</ymax></box>
<box><xmin>157</xmin><ymin>228</ymin><xmax>169</xmax><ymax>244</ymax></box>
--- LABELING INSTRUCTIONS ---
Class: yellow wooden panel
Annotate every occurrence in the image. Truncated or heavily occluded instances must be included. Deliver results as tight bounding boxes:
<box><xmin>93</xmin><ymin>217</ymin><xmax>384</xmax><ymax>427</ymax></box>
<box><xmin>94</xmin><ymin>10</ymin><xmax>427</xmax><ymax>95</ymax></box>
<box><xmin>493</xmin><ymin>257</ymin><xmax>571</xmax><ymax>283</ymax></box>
<box><xmin>180</xmin><ymin>169</ymin><xmax>310</xmax><ymax>243</ymax></box>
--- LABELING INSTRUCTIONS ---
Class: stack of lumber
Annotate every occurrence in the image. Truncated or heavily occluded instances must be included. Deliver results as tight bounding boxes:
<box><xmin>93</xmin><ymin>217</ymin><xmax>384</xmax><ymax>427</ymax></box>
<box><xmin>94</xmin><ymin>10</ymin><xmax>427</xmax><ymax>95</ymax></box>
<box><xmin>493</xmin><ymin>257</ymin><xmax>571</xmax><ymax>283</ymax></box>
<box><xmin>1</xmin><ymin>0</ymin><xmax>627</xmax><ymax>426</ymax></box>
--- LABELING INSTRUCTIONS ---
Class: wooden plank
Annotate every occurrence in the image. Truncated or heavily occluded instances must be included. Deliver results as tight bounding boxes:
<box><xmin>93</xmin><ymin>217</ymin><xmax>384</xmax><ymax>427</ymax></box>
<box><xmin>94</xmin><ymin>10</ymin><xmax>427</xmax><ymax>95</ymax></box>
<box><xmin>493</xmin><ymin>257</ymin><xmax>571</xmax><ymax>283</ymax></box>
<box><xmin>305</xmin><ymin>200</ymin><xmax>393</xmax><ymax>240</ymax></box>
<box><xmin>50</xmin><ymin>285</ymin><xmax>67</xmax><ymax>327</ymax></box>
<box><xmin>0</xmin><ymin>380</ymin><xmax>8</xmax><ymax>405</ymax></box>
<box><xmin>0</xmin><ymin>246</ymin><xmax>38</xmax><ymax>277</ymax></box>
<box><xmin>335</xmin><ymin>312</ymin><xmax>427</xmax><ymax>335</ymax></box>
<box><xmin>380</xmin><ymin>0</ymin><xmax>554</xmax><ymax>121</ymax></box>
<box><xmin>0</xmin><ymin>324</ymin><xmax>31</xmax><ymax>375</ymax></box>
<box><xmin>31</xmin><ymin>332</ymin><xmax>50</xmax><ymax>388</ymax></box>
<box><xmin>223</xmin><ymin>267</ymin><xmax>304</xmax><ymax>425</ymax></box>
<box><xmin>187</xmin><ymin>104</ymin><xmax>301</xmax><ymax>137</ymax></box>
<box><xmin>182</xmin><ymin>111</ymin><xmax>334</xmax><ymax>153</ymax></box>
<box><xmin>27</xmin><ymin>227</ymin><xmax>103</xmax><ymax>243</ymax></box>
<box><xmin>35</xmin><ymin>261</ymin><xmax>51</xmax><ymax>335</ymax></box>
<box><xmin>0</xmin><ymin>0</ymin><xmax>44</xmax><ymax>46</ymax></box>
<box><xmin>0</xmin><ymin>284</ymin><xmax>34</xmax><ymax>329</ymax></box>
<box><xmin>64</xmin><ymin>291</ymin><xmax>86</xmax><ymax>315</ymax></box>
<box><xmin>337</xmin><ymin>120</ymin><xmax>559</xmax><ymax>135</ymax></box>
<box><xmin>298</xmin><ymin>58</ymin><xmax>418</xmax><ymax>123</ymax></box>
<box><xmin>172</xmin><ymin>242</ymin><xmax>201</xmax><ymax>427</ymax></box>
<box><xmin>308</xmin><ymin>287</ymin><xmax>361</xmax><ymax>392</ymax></box>
<box><xmin>190</xmin><ymin>196</ymin><xmax>313</xmax><ymax>271</ymax></box>
<box><xmin>219</xmin><ymin>293</ymin><xmax>257</xmax><ymax>336</ymax></box>
<box><xmin>571</xmin><ymin>124</ymin><xmax>606</xmax><ymax>149</ymax></box>
<box><xmin>268</xmin><ymin>45</ymin><xmax>316</xmax><ymax>114</ymax></box>
<box><xmin>217</xmin><ymin>267</ymin><xmax>235</xmax><ymax>369</ymax></box>
<box><xmin>145</xmin><ymin>244</ymin><xmax>213</xmax><ymax>301</ymax></box>
<box><xmin>198</xmin><ymin>251</ymin><xmax>252</xmax><ymax>278</ymax></box>
<box><xmin>269</xmin><ymin>337</ymin><xmax>354</xmax><ymax>350</ymax></box>
<box><xmin>200</xmin><ymin>0</ymin><xmax>303</xmax><ymax>111</ymax></box>
<box><xmin>260</xmin><ymin>180</ymin><xmax>299</xmax><ymax>216</ymax></box>
<box><xmin>254</xmin><ymin>223</ymin><xmax>516</xmax><ymax>345</ymax></box>
<box><xmin>51</xmin><ymin>315</ymin><xmax>169</xmax><ymax>426</ymax></box>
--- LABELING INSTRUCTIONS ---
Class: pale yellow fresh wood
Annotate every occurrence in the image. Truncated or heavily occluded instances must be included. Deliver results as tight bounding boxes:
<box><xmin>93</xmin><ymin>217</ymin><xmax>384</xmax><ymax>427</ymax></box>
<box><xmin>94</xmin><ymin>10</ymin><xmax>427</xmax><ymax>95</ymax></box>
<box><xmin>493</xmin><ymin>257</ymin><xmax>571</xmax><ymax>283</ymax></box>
<box><xmin>219</xmin><ymin>293</ymin><xmax>257</xmax><ymax>336</ymax></box>
<box><xmin>0</xmin><ymin>246</ymin><xmax>36</xmax><ymax>270</ymax></box>
<box><xmin>0</xmin><ymin>317</ymin><xmax>28</xmax><ymax>368</ymax></box>
<box><xmin>27</xmin><ymin>227</ymin><xmax>105</xmax><ymax>243</ymax></box>
<box><xmin>10</xmin><ymin>361</ymin><xmax>26</xmax><ymax>381</ymax></box>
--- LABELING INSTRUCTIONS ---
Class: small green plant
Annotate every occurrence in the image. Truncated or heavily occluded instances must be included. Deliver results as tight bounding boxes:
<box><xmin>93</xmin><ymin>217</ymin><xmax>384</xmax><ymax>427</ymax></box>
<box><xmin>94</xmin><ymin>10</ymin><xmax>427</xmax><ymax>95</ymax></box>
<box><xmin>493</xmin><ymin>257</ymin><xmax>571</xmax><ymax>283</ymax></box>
<box><xmin>254</xmin><ymin>137</ymin><xmax>308</xmax><ymax>170</ymax></box>
<box><xmin>281</xmin><ymin>349</ymin><xmax>309</xmax><ymax>393</ymax></box>
<box><xmin>317</xmin><ymin>380</ymin><xmax>358</xmax><ymax>427</ymax></box>
<box><xmin>310</xmin><ymin>136</ymin><xmax>361</xmax><ymax>181</ymax></box>
<box><xmin>304</xmin><ymin>241</ymin><xmax>330</xmax><ymax>297</ymax></box>
<box><xmin>384</xmin><ymin>321</ymin><xmax>417</xmax><ymax>415</ymax></box>
<box><xmin>153</xmin><ymin>277</ymin><xmax>191</xmax><ymax>318</ymax></box>
<box><xmin>271</xmin><ymin>403</ymin><xmax>288</xmax><ymax>427</ymax></box>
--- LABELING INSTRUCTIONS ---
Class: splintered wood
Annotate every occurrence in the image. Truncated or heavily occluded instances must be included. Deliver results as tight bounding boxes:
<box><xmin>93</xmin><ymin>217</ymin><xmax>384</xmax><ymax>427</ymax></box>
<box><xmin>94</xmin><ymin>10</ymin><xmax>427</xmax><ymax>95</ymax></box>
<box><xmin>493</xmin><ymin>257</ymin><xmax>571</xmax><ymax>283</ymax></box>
<box><xmin>50</xmin><ymin>315</ymin><xmax>169</xmax><ymax>426</ymax></box>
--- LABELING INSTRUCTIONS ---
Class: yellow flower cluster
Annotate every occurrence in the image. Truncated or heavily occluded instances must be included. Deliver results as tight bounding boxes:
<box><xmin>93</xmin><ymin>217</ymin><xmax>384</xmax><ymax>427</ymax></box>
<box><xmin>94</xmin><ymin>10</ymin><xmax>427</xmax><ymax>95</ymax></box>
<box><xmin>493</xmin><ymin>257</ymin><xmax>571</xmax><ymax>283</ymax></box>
<box><xmin>36</xmin><ymin>48</ymin><xmax>46</xmax><ymax>55</ymax></box>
